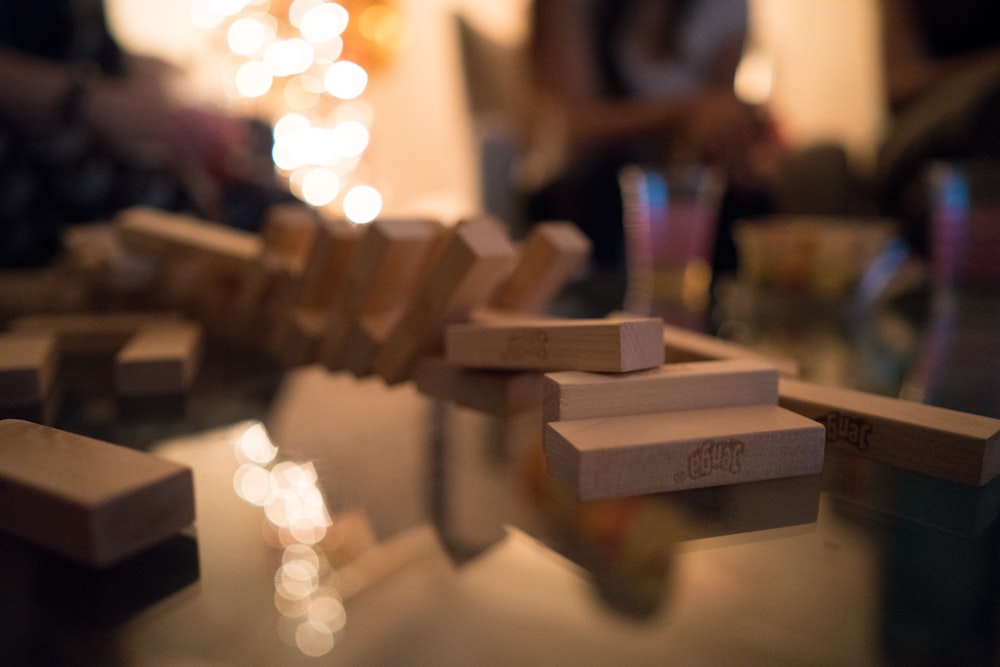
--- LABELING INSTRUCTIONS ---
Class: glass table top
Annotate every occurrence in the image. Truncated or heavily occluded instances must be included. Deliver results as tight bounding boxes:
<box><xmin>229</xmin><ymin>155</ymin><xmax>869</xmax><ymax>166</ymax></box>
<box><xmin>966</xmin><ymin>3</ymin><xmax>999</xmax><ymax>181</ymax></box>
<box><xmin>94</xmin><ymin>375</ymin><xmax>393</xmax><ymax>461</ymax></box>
<box><xmin>2</xmin><ymin>287</ymin><xmax>999</xmax><ymax>667</ymax></box>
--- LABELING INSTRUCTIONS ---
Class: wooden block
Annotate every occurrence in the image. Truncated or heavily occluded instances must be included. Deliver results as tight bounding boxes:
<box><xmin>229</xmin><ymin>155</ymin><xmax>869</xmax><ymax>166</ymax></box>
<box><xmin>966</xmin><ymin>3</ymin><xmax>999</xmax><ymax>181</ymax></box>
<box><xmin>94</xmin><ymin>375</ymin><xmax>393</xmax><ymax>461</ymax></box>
<box><xmin>0</xmin><ymin>332</ymin><xmax>59</xmax><ymax>407</ymax></box>
<box><xmin>10</xmin><ymin>312</ymin><xmax>183</xmax><ymax>357</ymax></box>
<box><xmin>260</xmin><ymin>202</ymin><xmax>320</xmax><ymax>267</ymax></box>
<box><xmin>320</xmin><ymin>218</ymin><xmax>443</xmax><ymax>370</ymax></box>
<box><xmin>0</xmin><ymin>419</ymin><xmax>195</xmax><ymax>567</ymax></box>
<box><xmin>489</xmin><ymin>221</ymin><xmax>591</xmax><ymax>314</ymax></box>
<box><xmin>115</xmin><ymin>206</ymin><xmax>263</xmax><ymax>273</ymax></box>
<box><xmin>113</xmin><ymin>323</ymin><xmax>203</xmax><ymax>396</ymax></box>
<box><xmin>779</xmin><ymin>377</ymin><xmax>1000</xmax><ymax>486</ymax></box>
<box><xmin>292</xmin><ymin>217</ymin><xmax>366</xmax><ymax>310</ymax></box>
<box><xmin>659</xmin><ymin>321</ymin><xmax>800</xmax><ymax>377</ymax></box>
<box><xmin>445</xmin><ymin>316</ymin><xmax>664</xmax><ymax>373</ymax></box>
<box><xmin>373</xmin><ymin>217</ymin><xmax>518</xmax><ymax>384</ymax></box>
<box><xmin>543</xmin><ymin>358</ymin><xmax>779</xmax><ymax>423</ymax></box>
<box><xmin>544</xmin><ymin>404</ymin><xmax>825</xmax><ymax>499</ymax></box>
<box><xmin>270</xmin><ymin>308</ymin><xmax>326</xmax><ymax>366</ymax></box>
<box><xmin>414</xmin><ymin>357</ymin><xmax>544</xmax><ymax>415</ymax></box>
<box><xmin>342</xmin><ymin>311</ymin><xmax>397</xmax><ymax>378</ymax></box>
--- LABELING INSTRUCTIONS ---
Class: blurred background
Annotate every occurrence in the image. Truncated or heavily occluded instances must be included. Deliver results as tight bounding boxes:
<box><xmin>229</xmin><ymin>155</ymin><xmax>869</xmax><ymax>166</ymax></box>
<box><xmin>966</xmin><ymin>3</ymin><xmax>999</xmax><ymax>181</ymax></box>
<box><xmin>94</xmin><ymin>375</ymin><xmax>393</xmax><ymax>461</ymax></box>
<box><xmin>103</xmin><ymin>0</ymin><xmax>885</xmax><ymax>220</ymax></box>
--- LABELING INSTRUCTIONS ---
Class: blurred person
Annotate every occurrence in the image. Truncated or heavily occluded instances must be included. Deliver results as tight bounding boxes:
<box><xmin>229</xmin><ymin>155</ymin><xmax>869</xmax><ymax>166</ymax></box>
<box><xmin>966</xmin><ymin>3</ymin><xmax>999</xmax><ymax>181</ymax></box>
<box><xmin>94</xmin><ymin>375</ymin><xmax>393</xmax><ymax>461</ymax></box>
<box><xmin>0</xmin><ymin>0</ymin><xmax>283</xmax><ymax>267</ymax></box>
<box><xmin>520</xmin><ymin>0</ymin><xmax>782</xmax><ymax>310</ymax></box>
<box><xmin>875</xmin><ymin>0</ymin><xmax>1000</xmax><ymax>255</ymax></box>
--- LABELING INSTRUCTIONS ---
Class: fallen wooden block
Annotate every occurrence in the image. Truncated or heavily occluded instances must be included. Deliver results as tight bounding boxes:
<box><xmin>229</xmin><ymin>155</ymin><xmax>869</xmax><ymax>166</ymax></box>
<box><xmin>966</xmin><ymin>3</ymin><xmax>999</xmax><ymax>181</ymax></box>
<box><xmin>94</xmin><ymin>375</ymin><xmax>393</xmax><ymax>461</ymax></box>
<box><xmin>445</xmin><ymin>316</ymin><xmax>664</xmax><ymax>373</ymax></box>
<box><xmin>321</xmin><ymin>217</ymin><xmax>442</xmax><ymax>370</ymax></box>
<box><xmin>0</xmin><ymin>332</ymin><xmax>59</xmax><ymax>407</ymax></box>
<box><xmin>489</xmin><ymin>221</ymin><xmax>591</xmax><ymax>314</ymax></box>
<box><xmin>10</xmin><ymin>312</ymin><xmax>184</xmax><ymax>357</ymax></box>
<box><xmin>374</xmin><ymin>217</ymin><xmax>518</xmax><ymax>384</ymax></box>
<box><xmin>544</xmin><ymin>404</ymin><xmax>825</xmax><ymax>499</ymax></box>
<box><xmin>414</xmin><ymin>357</ymin><xmax>544</xmax><ymax>415</ymax></box>
<box><xmin>659</xmin><ymin>321</ymin><xmax>800</xmax><ymax>377</ymax></box>
<box><xmin>114</xmin><ymin>206</ymin><xmax>262</xmax><ymax>274</ymax></box>
<box><xmin>270</xmin><ymin>308</ymin><xmax>326</xmax><ymax>367</ymax></box>
<box><xmin>0</xmin><ymin>419</ymin><xmax>195</xmax><ymax>567</ymax></box>
<box><xmin>341</xmin><ymin>311</ymin><xmax>397</xmax><ymax>378</ymax></box>
<box><xmin>291</xmin><ymin>216</ymin><xmax>365</xmax><ymax>311</ymax></box>
<box><xmin>260</xmin><ymin>202</ymin><xmax>320</xmax><ymax>268</ymax></box>
<box><xmin>543</xmin><ymin>358</ymin><xmax>779</xmax><ymax>423</ymax></box>
<box><xmin>779</xmin><ymin>377</ymin><xmax>1000</xmax><ymax>486</ymax></box>
<box><xmin>113</xmin><ymin>322</ymin><xmax>203</xmax><ymax>396</ymax></box>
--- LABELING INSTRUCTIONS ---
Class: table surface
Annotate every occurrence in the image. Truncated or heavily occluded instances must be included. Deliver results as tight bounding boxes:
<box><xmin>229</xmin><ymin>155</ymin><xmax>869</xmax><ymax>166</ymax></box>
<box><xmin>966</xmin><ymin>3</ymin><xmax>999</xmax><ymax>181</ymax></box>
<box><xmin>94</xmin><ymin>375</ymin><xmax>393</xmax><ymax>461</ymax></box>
<box><xmin>2</xmin><ymin>286</ymin><xmax>999</xmax><ymax>667</ymax></box>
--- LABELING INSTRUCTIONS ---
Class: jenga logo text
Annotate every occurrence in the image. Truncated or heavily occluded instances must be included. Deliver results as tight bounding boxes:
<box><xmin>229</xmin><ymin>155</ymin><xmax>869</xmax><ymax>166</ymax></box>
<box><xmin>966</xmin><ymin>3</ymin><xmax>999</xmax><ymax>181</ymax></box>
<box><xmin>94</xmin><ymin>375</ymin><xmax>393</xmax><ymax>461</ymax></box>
<box><xmin>822</xmin><ymin>411</ymin><xmax>872</xmax><ymax>451</ymax></box>
<box><xmin>687</xmin><ymin>439</ymin><xmax>744</xmax><ymax>480</ymax></box>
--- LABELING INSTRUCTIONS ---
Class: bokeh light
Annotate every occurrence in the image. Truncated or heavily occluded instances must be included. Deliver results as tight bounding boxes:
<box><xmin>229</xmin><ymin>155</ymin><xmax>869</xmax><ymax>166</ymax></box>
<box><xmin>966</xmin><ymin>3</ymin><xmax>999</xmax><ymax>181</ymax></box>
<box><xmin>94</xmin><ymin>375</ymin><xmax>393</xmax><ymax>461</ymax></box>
<box><xmin>343</xmin><ymin>185</ymin><xmax>381</xmax><ymax>223</ymax></box>
<box><xmin>324</xmin><ymin>61</ymin><xmax>367</xmax><ymax>100</ymax></box>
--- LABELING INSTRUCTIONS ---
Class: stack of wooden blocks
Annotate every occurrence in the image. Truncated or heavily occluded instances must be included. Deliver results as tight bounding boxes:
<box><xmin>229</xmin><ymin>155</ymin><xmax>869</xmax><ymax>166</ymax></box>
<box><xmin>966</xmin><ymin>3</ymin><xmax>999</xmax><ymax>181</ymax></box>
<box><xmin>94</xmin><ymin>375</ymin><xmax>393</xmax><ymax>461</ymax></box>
<box><xmin>542</xmin><ymin>359</ymin><xmax>825</xmax><ymax>500</ymax></box>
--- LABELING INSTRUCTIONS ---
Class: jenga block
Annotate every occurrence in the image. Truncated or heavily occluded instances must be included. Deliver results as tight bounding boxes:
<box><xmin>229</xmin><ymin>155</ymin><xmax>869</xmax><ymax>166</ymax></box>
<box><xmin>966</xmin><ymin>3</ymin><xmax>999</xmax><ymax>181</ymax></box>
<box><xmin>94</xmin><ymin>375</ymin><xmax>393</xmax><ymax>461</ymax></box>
<box><xmin>10</xmin><ymin>312</ymin><xmax>183</xmax><ymax>356</ymax></box>
<box><xmin>414</xmin><ymin>357</ymin><xmax>544</xmax><ymax>415</ymax></box>
<box><xmin>489</xmin><ymin>221</ymin><xmax>591</xmax><ymax>314</ymax></box>
<box><xmin>445</xmin><ymin>316</ymin><xmax>664</xmax><ymax>373</ymax></box>
<box><xmin>113</xmin><ymin>323</ymin><xmax>203</xmax><ymax>396</ymax></box>
<box><xmin>0</xmin><ymin>332</ymin><xmax>59</xmax><ymax>407</ymax></box>
<box><xmin>342</xmin><ymin>311</ymin><xmax>397</xmax><ymax>378</ymax></box>
<box><xmin>293</xmin><ymin>217</ymin><xmax>366</xmax><ymax>310</ymax></box>
<box><xmin>544</xmin><ymin>404</ymin><xmax>825</xmax><ymax>499</ymax></box>
<box><xmin>260</xmin><ymin>202</ymin><xmax>320</xmax><ymax>267</ymax></box>
<box><xmin>373</xmin><ymin>217</ymin><xmax>518</xmax><ymax>384</ymax></box>
<box><xmin>115</xmin><ymin>206</ymin><xmax>263</xmax><ymax>273</ymax></box>
<box><xmin>0</xmin><ymin>419</ymin><xmax>195</xmax><ymax>567</ymax></box>
<box><xmin>779</xmin><ymin>377</ymin><xmax>1000</xmax><ymax>486</ymax></box>
<box><xmin>270</xmin><ymin>308</ymin><xmax>326</xmax><ymax>366</ymax></box>
<box><xmin>660</xmin><ymin>321</ymin><xmax>800</xmax><ymax>377</ymax></box>
<box><xmin>543</xmin><ymin>358</ymin><xmax>779</xmax><ymax>423</ymax></box>
<box><xmin>321</xmin><ymin>218</ymin><xmax>442</xmax><ymax>370</ymax></box>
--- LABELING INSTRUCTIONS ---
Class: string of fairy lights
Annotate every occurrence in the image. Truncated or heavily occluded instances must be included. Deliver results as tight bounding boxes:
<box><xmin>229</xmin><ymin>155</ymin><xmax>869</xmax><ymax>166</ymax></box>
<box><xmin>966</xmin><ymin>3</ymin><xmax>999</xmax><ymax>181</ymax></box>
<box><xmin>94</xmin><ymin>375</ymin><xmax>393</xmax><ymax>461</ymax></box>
<box><xmin>190</xmin><ymin>0</ymin><xmax>402</xmax><ymax>223</ymax></box>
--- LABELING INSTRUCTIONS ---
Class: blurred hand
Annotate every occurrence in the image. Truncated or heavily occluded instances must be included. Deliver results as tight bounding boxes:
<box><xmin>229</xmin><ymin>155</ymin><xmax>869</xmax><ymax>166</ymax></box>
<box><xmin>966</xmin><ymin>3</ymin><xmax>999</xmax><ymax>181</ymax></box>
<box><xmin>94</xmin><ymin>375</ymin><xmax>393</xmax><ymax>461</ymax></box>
<box><xmin>679</xmin><ymin>90</ymin><xmax>777</xmax><ymax>186</ymax></box>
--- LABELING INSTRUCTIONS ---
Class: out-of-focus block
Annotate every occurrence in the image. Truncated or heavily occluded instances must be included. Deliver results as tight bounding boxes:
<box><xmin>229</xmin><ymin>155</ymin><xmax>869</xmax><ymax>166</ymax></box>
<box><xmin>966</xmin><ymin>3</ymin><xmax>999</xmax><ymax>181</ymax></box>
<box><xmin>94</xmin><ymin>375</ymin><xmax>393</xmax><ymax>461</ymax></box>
<box><xmin>543</xmin><ymin>358</ymin><xmax>779</xmax><ymax>423</ymax></box>
<box><xmin>10</xmin><ymin>312</ymin><xmax>183</xmax><ymax>357</ymax></box>
<box><xmin>321</xmin><ymin>218</ymin><xmax>442</xmax><ymax>370</ymax></box>
<box><xmin>114</xmin><ymin>206</ymin><xmax>262</xmax><ymax>274</ymax></box>
<box><xmin>544</xmin><ymin>404</ymin><xmax>825</xmax><ymax>499</ymax></box>
<box><xmin>445</xmin><ymin>316</ymin><xmax>664</xmax><ymax>373</ymax></box>
<box><xmin>0</xmin><ymin>419</ymin><xmax>195</xmax><ymax>568</ymax></box>
<box><xmin>113</xmin><ymin>323</ymin><xmax>203</xmax><ymax>396</ymax></box>
<box><xmin>489</xmin><ymin>221</ymin><xmax>591</xmax><ymax>314</ymax></box>
<box><xmin>0</xmin><ymin>332</ymin><xmax>59</xmax><ymax>407</ymax></box>
<box><xmin>293</xmin><ymin>217</ymin><xmax>365</xmax><ymax>310</ymax></box>
<box><xmin>414</xmin><ymin>357</ymin><xmax>544</xmax><ymax>415</ymax></box>
<box><xmin>374</xmin><ymin>217</ymin><xmax>518</xmax><ymax>384</ymax></box>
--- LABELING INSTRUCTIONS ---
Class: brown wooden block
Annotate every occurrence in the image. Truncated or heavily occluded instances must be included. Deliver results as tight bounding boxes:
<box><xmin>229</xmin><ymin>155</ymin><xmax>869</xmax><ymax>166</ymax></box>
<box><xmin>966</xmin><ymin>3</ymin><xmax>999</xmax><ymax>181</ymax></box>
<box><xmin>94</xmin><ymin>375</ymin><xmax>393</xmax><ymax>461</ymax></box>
<box><xmin>414</xmin><ymin>356</ymin><xmax>544</xmax><ymax>415</ymax></box>
<box><xmin>115</xmin><ymin>206</ymin><xmax>263</xmax><ymax>273</ymax></box>
<box><xmin>373</xmin><ymin>217</ymin><xmax>518</xmax><ymax>384</ymax></box>
<box><xmin>10</xmin><ymin>312</ymin><xmax>183</xmax><ymax>357</ymax></box>
<box><xmin>544</xmin><ymin>404</ymin><xmax>825</xmax><ymax>499</ymax></box>
<box><xmin>260</xmin><ymin>202</ymin><xmax>320</xmax><ymax>267</ymax></box>
<box><xmin>543</xmin><ymin>358</ymin><xmax>779</xmax><ymax>423</ymax></box>
<box><xmin>341</xmin><ymin>311</ymin><xmax>396</xmax><ymax>378</ymax></box>
<box><xmin>320</xmin><ymin>218</ymin><xmax>442</xmax><ymax>370</ymax></box>
<box><xmin>270</xmin><ymin>308</ymin><xmax>326</xmax><ymax>367</ymax></box>
<box><xmin>445</xmin><ymin>316</ymin><xmax>664</xmax><ymax>373</ymax></box>
<box><xmin>114</xmin><ymin>323</ymin><xmax>203</xmax><ymax>396</ymax></box>
<box><xmin>659</xmin><ymin>321</ymin><xmax>800</xmax><ymax>377</ymax></box>
<box><xmin>0</xmin><ymin>419</ymin><xmax>195</xmax><ymax>567</ymax></box>
<box><xmin>292</xmin><ymin>217</ymin><xmax>365</xmax><ymax>310</ymax></box>
<box><xmin>489</xmin><ymin>221</ymin><xmax>591</xmax><ymax>314</ymax></box>
<box><xmin>0</xmin><ymin>332</ymin><xmax>59</xmax><ymax>407</ymax></box>
<box><xmin>779</xmin><ymin>377</ymin><xmax>1000</xmax><ymax>486</ymax></box>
